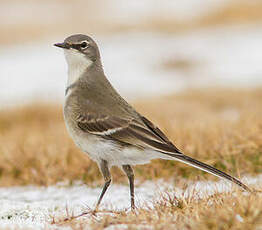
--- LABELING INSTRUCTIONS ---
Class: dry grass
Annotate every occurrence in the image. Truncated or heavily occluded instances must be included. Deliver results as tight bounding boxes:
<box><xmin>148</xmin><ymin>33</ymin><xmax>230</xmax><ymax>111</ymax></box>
<box><xmin>1</xmin><ymin>1</ymin><xmax>262</xmax><ymax>45</ymax></box>
<box><xmin>0</xmin><ymin>88</ymin><xmax>261</xmax><ymax>187</ymax></box>
<box><xmin>53</xmin><ymin>190</ymin><xmax>262</xmax><ymax>230</ymax></box>
<box><xmin>160</xmin><ymin>57</ymin><xmax>199</xmax><ymax>73</ymax></box>
<box><xmin>198</xmin><ymin>1</ymin><xmax>262</xmax><ymax>27</ymax></box>
<box><xmin>0</xmin><ymin>88</ymin><xmax>261</xmax><ymax>229</ymax></box>
<box><xmin>134</xmin><ymin>1</ymin><xmax>262</xmax><ymax>34</ymax></box>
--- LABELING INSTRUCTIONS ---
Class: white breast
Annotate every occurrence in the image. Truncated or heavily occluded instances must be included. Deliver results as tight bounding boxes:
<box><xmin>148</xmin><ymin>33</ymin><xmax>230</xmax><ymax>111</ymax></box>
<box><xmin>64</xmin><ymin>49</ymin><xmax>92</xmax><ymax>86</ymax></box>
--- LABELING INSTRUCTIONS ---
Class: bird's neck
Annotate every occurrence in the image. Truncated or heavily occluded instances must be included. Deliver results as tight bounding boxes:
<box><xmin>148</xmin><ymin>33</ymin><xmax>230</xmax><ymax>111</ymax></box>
<box><xmin>66</xmin><ymin>57</ymin><xmax>92</xmax><ymax>87</ymax></box>
<box><xmin>65</xmin><ymin>54</ymin><xmax>104</xmax><ymax>96</ymax></box>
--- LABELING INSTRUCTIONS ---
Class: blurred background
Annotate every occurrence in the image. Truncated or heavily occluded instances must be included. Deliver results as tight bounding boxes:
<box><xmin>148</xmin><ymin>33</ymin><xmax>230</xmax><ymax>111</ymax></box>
<box><xmin>0</xmin><ymin>0</ymin><xmax>262</xmax><ymax>187</ymax></box>
<box><xmin>1</xmin><ymin>0</ymin><xmax>262</xmax><ymax>106</ymax></box>
<box><xmin>0</xmin><ymin>2</ymin><xmax>262</xmax><ymax>227</ymax></box>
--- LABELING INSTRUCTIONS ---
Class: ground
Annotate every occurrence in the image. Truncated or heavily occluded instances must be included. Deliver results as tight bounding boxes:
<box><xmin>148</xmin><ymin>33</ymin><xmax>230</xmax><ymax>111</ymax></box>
<box><xmin>1</xmin><ymin>1</ymin><xmax>262</xmax><ymax>228</ymax></box>
<box><xmin>0</xmin><ymin>89</ymin><xmax>261</xmax><ymax>229</ymax></box>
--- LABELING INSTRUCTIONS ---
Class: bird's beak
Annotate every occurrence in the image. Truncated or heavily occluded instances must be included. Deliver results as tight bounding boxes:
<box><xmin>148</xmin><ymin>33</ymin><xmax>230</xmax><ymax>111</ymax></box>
<box><xmin>54</xmin><ymin>42</ymin><xmax>70</xmax><ymax>49</ymax></box>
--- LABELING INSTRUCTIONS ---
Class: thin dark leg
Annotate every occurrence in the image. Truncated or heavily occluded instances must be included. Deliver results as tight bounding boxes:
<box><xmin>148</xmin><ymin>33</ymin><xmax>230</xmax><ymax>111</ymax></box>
<box><xmin>95</xmin><ymin>160</ymin><xmax>111</xmax><ymax>210</ymax></box>
<box><xmin>122</xmin><ymin>165</ymin><xmax>135</xmax><ymax>210</ymax></box>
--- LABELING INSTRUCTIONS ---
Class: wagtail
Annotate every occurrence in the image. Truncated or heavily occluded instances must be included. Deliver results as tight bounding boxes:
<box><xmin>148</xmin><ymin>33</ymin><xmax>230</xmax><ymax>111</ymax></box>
<box><xmin>54</xmin><ymin>34</ymin><xmax>250</xmax><ymax>210</ymax></box>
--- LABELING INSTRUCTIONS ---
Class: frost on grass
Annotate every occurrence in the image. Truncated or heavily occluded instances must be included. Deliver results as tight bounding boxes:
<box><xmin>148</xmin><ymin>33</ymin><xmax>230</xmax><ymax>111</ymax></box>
<box><xmin>0</xmin><ymin>175</ymin><xmax>261</xmax><ymax>229</ymax></box>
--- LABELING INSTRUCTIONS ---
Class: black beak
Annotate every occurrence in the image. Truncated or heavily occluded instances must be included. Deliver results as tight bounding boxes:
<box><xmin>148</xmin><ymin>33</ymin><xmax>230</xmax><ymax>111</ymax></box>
<box><xmin>54</xmin><ymin>42</ymin><xmax>70</xmax><ymax>49</ymax></box>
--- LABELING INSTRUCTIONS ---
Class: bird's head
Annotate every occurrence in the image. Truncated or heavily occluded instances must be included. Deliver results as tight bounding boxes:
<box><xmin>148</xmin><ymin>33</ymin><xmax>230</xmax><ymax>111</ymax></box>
<box><xmin>54</xmin><ymin>34</ymin><xmax>101</xmax><ymax>70</ymax></box>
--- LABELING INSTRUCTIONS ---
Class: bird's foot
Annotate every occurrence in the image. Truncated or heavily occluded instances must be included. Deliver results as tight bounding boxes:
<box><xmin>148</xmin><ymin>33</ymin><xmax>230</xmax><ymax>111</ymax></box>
<box><xmin>130</xmin><ymin>204</ymin><xmax>138</xmax><ymax>214</ymax></box>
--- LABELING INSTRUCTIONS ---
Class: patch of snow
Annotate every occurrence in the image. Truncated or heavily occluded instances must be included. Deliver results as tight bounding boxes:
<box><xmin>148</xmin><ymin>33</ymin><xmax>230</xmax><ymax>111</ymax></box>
<box><xmin>0</xmin><ymin>174</ymin><xmax>260</xmax><ymax>229</ymax></box>
<box><xmin>1</xmin><ymin>24</ymin><xmax>262</xmax><ymax>107</ymax></box>
<box><xmin>104</xmin><ymin>224</ymin><xmax>128</xmax><ymax>230</ymax></box>
<box><xmin>235</xmin><ymin>214</ymin><xmax>244</xmax><ymax>223</ymax></box>
<box><xmin>104</xmin><ymin>224</ymin><xmax>153</xmax><ymax>230</ymax></box>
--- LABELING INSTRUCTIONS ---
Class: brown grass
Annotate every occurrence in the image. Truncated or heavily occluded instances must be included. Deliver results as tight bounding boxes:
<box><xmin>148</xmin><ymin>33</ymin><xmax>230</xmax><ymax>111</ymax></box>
<box><xmin>53</xmin><ymin>190</ymin><xmax>262</xmax><ymax>229</ymax></box>
<box><xmin>1</xmin><ymin>1</ymin><xmax>262</xmax><ymax>45</ymax></box>
<box><xmin>0</xmin><ymin>88</ymin><xmax>261</xmax><ymax>187</ymax></box>
<box><xmin>160</xmin><ymin>57</ymin><xmax>199</xmax><ymax>73</ymax></box>
<box><xmin>198</xmin><ymin>1</ymin><xmax>262</xmax><ymax>27</ymax></box>
<box><xmin>134</xmin><ymin>1</ymin><xmax>262</xmax><ymax>34</ymax></box>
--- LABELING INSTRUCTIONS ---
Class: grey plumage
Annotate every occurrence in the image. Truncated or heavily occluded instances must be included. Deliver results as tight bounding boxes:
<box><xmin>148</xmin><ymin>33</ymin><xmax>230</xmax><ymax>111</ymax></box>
<box><xmin>55</xmin><ymin>34</ymin><xmax>251</xmax><ymax>211</ymax></box>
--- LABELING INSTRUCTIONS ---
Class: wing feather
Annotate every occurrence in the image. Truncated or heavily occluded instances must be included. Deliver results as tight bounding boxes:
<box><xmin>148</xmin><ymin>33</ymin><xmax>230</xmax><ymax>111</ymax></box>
<box><xmin>76</xmin><ymin>113</ymin><xmax>181</xmax><ymax>154</ymax></box>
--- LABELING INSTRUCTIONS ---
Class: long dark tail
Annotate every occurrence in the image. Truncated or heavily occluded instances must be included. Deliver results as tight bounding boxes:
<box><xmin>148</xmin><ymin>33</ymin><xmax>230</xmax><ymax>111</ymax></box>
<box><xmin>165</xmin><ymin>152</ymin><xmax>251</xmax><ymax>192</ymax></box>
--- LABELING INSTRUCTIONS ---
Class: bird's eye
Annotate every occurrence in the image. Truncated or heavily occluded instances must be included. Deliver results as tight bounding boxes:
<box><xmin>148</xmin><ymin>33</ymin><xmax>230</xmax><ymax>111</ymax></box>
<box><xmin>80</xmin><ymin>41</ymin><xmax>88</xmax><ymax>49</ymax></box>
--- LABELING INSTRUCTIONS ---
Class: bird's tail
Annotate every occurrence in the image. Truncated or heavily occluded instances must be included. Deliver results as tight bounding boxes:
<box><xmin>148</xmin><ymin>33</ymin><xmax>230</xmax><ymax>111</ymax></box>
<box><xmin>164</xmin><ymin>152</ymin><xmax>251</xmax><ymax>192</ymax></box>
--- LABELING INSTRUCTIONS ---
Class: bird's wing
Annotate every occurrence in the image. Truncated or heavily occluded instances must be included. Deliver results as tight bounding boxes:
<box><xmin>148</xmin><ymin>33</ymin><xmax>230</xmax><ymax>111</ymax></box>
<box><xmin>76</xmin><ymin>113</ymin><xmax>251</xmax><ymax>192</ymax></box>
<box><xmin>76</xmin><ymin>113</ymin><xmax>181</xmax><ymax>154</ymax></box>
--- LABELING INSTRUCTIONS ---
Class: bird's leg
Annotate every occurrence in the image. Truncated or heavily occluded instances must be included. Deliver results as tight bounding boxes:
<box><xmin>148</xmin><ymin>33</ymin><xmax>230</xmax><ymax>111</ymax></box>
<box><xmin>95</xmin><ymin>160</ymin><xmax>111</xmax><ymax>211</ymax></box>
<box><xmin>122</xmin><ymin>165</ymin><xmax>135</xmax><ymax>210</ymax></box>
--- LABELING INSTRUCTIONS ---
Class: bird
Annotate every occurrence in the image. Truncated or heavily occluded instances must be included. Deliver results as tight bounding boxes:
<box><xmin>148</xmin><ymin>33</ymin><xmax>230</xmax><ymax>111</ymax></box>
<box><xmin>54</xmin><ymin>34</ymin><xmax>251</xmax><ymax>211</ymax></box>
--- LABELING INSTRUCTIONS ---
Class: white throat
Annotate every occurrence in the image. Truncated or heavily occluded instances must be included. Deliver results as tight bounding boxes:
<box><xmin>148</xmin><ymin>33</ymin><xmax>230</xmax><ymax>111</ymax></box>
<box><xmin>64</xmin><ymin>49</ymin><xmax>93</xmax><ymax>86</ymax></box>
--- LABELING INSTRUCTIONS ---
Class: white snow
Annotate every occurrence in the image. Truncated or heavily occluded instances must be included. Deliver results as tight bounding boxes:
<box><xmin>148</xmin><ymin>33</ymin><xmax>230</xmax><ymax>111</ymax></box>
<box><xmin>0</xmin><ymin>174</ymin><xmax>261</xmax><ymax>229</ymax></box>
<box><xmin>1</xmin><ymin>24</ymin><xmax>262</xmax><ymax>107</ymax></box>
<box><xmin>235</xmin><ymin>214</ymin><xmax>244</xmax><ymax>223</ymax></box>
